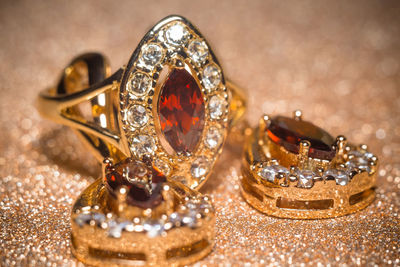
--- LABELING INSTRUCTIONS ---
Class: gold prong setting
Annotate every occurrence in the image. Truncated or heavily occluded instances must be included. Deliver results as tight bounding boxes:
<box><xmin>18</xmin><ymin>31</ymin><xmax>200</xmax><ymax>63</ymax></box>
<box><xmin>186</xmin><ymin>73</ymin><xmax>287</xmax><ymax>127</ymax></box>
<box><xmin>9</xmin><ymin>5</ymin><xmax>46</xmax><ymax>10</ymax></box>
<box><xmin>242</xmin><ymin>111</ymin><xmax>379</xmax><ymax>219</ymax></box>
<box><xmin>73</xmin><ymin>194</ymin><xmax>213</xmax><ymax>239</ymax></box>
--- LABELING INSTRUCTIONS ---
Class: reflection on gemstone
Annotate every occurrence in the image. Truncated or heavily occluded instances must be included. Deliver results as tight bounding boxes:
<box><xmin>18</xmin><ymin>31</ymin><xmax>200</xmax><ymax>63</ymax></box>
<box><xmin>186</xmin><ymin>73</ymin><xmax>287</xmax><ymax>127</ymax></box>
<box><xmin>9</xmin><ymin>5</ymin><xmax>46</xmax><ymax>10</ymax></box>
<box><xmin>105</xmin><ymin>158</ymin><xmax>166</xmax><ymax>209</ymax></box>
<box><xmin>266</xmin><ymin>116</ymin><xmax>336</xmax><ymax>160</ymax></box>
<box><xmin>158</xmin><ymin>68</ymin><xmax>205</xmax><ymax>154</ymax></box>
<box><xmin>202</xmin><ymin>64</ymin><xmax>221</xmax><ymax>91</ymax></box>
<box><xmin>140</xmin><ymin>43</ymin><xmax>163</xmax><ymax>68</ymax></box>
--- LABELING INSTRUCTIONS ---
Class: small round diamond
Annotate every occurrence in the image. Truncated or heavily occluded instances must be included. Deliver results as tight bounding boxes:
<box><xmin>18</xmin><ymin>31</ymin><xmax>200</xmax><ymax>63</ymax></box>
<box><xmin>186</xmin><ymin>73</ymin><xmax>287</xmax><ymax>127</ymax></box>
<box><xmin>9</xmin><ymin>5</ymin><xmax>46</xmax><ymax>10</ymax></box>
<box><xmin>202</xmin><ymin>64</ymin><xmax>221</xmax><ymax>91</ymax></box>
<box><xmin>188</xmin><ymin>40</ymin><xmax>208</xmax><ymax>63</ymax></box>
<box><xmin>205</xmin><ymin>127</ymin><xmax>222</xmax><ymax>149</ymax></box>
<box><xmin>191</xmin><ymin>157</ymin><xmax>209</xmax><ymax>178</ymax></box>
<box><xmin>140</xmin><ymin>43</ymin><xmax>163</xmax><ymax>68</ymax></box>
<box><xmin>126</xmin><ymin>105</ymin><xmax>148</xmax><ymax>128</ymax></box>
<box><xmin>127</xmin><ymin>72</ymin><xmax>152</xmax><ymax>96</ymax></box>
<box><xmin>130</xmin><ymin>135</ymin><xmax>156</xmax><ymax>158</ymax></box>
<box><xmin>165</xmin><ymin>24</ymin><xmax>189</xmax><ymax>46</ymax></box>
<box><xmin>154</xmin><ymin>158</ymin><xmax>171</xmax><ymax>176</ymax></box>
<box><xmin>208</xmin><ymin>95</ymin><xmax>227</xmax><ymax>120</ymax></box>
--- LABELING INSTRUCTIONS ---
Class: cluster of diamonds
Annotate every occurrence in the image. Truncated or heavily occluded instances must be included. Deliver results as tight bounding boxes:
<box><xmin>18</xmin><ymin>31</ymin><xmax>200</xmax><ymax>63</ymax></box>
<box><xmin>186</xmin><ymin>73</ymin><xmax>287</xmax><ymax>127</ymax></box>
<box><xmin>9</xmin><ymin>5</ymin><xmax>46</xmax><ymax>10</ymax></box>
<box><xmin>74</xmin><ymin>195</ymin><xmax>213</xmax><ymax>238</ymax></box>
<box><xmin>255</xmin><ymin>148</ymin><xmax>377</xmax><ymax>188</ymax></box>
<box><xmin>119</xmin><ymin>20</ymin><xmax>229</xmax><ymax>186</ymax></box>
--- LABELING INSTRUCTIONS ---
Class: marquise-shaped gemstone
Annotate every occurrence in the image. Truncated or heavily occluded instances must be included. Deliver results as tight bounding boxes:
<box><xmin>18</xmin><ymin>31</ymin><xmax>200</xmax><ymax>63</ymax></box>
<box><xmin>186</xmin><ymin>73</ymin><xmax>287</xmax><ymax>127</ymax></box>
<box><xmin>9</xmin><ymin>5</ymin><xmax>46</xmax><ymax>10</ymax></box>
<box><xmin>105</xmin><ymin>158</ymin><xmax>166</xmax><ymax>209</ymax></box>
<box><xmin>266</xmin><ymin>116</ymin><xmax>336</xmax><ymax>160</ymax></box>
<box><xmin>158</xmin><ymin>68</ymin><xmax>205</xmax><ymax>153</ymax></box>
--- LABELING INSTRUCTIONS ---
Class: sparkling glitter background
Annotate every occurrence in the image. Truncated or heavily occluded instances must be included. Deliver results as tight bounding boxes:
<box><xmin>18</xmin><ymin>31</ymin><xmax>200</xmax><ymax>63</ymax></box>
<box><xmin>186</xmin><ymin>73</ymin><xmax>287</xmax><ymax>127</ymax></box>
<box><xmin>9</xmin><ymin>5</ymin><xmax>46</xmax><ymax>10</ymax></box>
<box><xmin>1</xmin><ymin>0</ymin><xmax>400</xmax><ymax>266</ymax></box>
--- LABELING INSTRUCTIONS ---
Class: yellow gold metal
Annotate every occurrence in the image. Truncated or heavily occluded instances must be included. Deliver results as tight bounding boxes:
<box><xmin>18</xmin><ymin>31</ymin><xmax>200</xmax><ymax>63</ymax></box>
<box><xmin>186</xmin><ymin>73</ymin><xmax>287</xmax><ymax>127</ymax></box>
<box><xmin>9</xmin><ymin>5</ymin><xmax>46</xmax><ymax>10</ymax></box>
<box><xmin>241</xmin><ymin>112</ymin><xmax>378</xmax><ymax>219</ymax></box>
<box><xmin>71</xmin><ymin>178</ymin><xmax>215</xmax><ymax>266</ymax></box>
<box><xmin>36</xmin><ymin>15</ymin><xmax>247</xmax><ymax>190</ymax></box>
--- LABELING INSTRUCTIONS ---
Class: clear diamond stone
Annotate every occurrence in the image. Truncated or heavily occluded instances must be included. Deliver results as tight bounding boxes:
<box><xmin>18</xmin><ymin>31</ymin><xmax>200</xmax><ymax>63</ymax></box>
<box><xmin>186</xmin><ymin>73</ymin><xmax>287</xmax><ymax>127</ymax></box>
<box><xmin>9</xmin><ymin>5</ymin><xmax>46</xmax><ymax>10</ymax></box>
<box><xmin>126</xmin><ymin>105</ymin><xmax>148</xmax><ymax>128</ymax></box>
<box><xmin>296</xmin><ymin>170</ymin><xmax>315</xmax><ymax>188</ymax></box>
<box><xmin>140</xmin><ymin>43</ymin><xmax>163</xmax><ymax>68</ymax></box>
<box><xmin>188</xmin><ymin>40</ymin><xmax>208</xmax><ymax>64</ymax></box>
<box><xmin>130</xmin><ymin>135</ymin><xmax>156</xmax><ymax>158</ymax></box>
<box><xmin>258</xmin><ymin>165</ymin><xmax>289</xmax><ymax>182</ymax></box>
<box><xmin>127</xmin><ymin>72</ymin><xmax>152</xmax><ymax>96</ymax></box>
<box><xmin>202</xmin><ymin>64</ymin><xmax>221</xmax><ymax>91</ymax></box>
<box><xmin>209</xmin><ymin>95</ymin><xmax>227</xmax><ymax>120</ymax></box>
<box><xmin>182</xmin><ymin>215</ymin><xmax>197</xmax><ymax>228</ymax></box>
<box><xmin>75</xmin><ymin>213</ymin><xmax>92</xmax><ymax>227</ymax></box>
<box><xmin>143</xmin><ymin>221</ymin><xmax>163</xmax><ymax>238</ymax></box>
<box><xmin>154</xmin><ymin>158</ymin><xmax>171</xmax><ymax>176</ymax></box>
<box><xmin>191</xmin><ymin>157</ymin><xmax>209</xmax><ymax>178</ymax></box>
<box><xmin>165</xmin><ymin>24</ymin><xmax>189</xmax><ymax>46</ymax></box>
<box><xmin>205</xmin><ymin>127</ymin><xmax>222</xmax><ymax>149</ymax></box>
<box><xmin>108</xmin><ymin>221</ymin><xmax>131</xmax><ymax>238</ymax></box>
<box><xmin>323</xmin><ymin>169</ymin><xmax>349</xmax><ymax>186</ymax></box>
<box><xmin>346</xmin><ymin>150</ymin><xmax>373</xmax><ymax>173</ymax></box>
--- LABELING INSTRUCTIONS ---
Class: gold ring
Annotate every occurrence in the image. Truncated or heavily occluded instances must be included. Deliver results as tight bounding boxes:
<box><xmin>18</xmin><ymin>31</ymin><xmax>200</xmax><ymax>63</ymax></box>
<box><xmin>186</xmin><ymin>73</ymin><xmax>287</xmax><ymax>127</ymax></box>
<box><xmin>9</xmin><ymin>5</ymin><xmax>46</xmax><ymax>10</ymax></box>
<box><xmin>71</xmin><ymin>157</ymin><xmax>215</xmax><ymax>266</ymax></box>
<box><xmin>241</xmin><ymin>110</ymin><xmax>378</xmax><ymax>219</ymax></box>
<box><xmin>36</xmin><ymin>15</ymin><xmax>247</xmax><ymax>190</ymax></box>
<box><xmin>36</xmin><ymin>15</ymin><xmax>247</xmax><ymax>266</ymax></box>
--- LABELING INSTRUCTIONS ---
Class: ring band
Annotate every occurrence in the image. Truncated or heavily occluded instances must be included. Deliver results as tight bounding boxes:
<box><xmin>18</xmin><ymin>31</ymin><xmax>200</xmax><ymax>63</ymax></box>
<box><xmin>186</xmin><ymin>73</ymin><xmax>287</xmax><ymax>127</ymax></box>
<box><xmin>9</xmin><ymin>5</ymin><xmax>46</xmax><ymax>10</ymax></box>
<box><xmin>241</xmin><ymin>111</ymin><xmax>378</xmax><ymax>219</ymax></box>
<box><xmin>36</xmin><ymin>15</ymin><xmax>247</xmax><ymax>190</ymax></box>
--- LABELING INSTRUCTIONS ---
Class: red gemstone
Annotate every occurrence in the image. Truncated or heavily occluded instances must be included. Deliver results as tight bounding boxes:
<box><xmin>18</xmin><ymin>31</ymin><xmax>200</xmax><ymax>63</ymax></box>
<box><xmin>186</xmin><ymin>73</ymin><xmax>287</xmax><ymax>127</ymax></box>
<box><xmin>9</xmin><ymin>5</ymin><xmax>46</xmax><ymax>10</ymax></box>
<box><xmin>105</xmin><ymin>158</ymin><xmax>166</xmax><ymax>209</ymax></box>
<box><xmin>266</xmin><ymin>116</ymin><xmax>336</xmax><ymax>160</ymax></box>
<box><xmin>158</xmin><ymin>68</ymin><xmax>205</xmax><ymax>153</ymax></box>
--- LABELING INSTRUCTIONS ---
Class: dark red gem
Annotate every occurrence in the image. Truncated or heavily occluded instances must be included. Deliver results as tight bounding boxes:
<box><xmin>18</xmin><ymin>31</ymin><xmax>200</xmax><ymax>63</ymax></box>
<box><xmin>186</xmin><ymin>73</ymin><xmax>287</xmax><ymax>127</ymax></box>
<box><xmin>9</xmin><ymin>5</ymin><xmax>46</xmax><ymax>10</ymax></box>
<box><xmin>158</xmin><ymin>68</ymin><xmax>205</xmax><ymax>153</ymax></box>
<box><xmin>266</xmin><ymin>116</ymin><xmax>336</xmax><ymax>160</ymax></box>
<box><xmin>105</xmin><ymin>158</ymin><xmax>166</xmax><ymax>209</ymax></box>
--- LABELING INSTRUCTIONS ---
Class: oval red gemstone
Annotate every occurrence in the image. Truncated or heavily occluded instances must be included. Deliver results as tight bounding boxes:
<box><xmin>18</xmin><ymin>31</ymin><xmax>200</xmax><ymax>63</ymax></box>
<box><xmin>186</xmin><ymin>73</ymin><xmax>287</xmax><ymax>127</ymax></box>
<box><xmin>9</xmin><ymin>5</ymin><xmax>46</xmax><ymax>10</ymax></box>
<box><xmin>105</xmin><ymin>158</ymin><xmax>166</xmax><ymax>209</ymax></box>
<box><xmin>266</xmin><ymin>116</ymin><xmax>336</xmax><ymax>160</ymax></box>
<box><xmin>158</xmin><ymin>68</ymin><xmax>205</xmax><ymax>154</ymax></box>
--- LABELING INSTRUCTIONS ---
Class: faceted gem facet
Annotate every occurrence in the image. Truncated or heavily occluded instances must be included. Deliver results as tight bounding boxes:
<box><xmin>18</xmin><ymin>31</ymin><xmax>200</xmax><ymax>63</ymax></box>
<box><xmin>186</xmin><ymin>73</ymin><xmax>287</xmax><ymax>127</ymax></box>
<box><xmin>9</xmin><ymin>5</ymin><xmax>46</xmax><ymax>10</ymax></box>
<box><xmin>105</xmin><ymin>158</ymin><xmax>166</xmax><ymax>209</ymax></box>
<box><xmin>165</xmin><ymin>24</ymin><xmax>189</xmax><ymax>46</ymax></box>
<box><xmin>188</xmin><ymin>40</ymin><xmax>209</xmax><ymax>64</ymax></box>
<box><xmin>202</xmin><ymin>64</ymin><xmax>221</xmax><ymax>91</ymax></box>
<box><xmin>158</xmin><ymin>68</ymin><xmax>205</xmax><ymax>153</ymax></box>
<box><xmin>127</xmin><ymin>105</ymin><xmax>148</xmax><ymax>128</ymax></box>
<box><xmin>140</xmin><ymin>44</ymin><xmax>163</xmax><ymax>68</ymax></box>
<box><xmin>266</xmin><ymin>116</ymin><xmax>335</xmax><ymax>160</ymax></box>
<box><xmin>127</xmin><ymin>72</ymin><xmax>152</xmax><ymax>96</ymax></box>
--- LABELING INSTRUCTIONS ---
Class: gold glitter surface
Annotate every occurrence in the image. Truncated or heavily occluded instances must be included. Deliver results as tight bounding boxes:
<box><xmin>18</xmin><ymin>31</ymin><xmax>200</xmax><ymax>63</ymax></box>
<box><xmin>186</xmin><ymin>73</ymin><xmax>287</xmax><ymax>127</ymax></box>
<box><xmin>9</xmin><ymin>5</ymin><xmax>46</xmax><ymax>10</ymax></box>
<box><xmin>1</xmin><ymin>0</ymin><xmax>400</xmax><ymax>266</ymax></box>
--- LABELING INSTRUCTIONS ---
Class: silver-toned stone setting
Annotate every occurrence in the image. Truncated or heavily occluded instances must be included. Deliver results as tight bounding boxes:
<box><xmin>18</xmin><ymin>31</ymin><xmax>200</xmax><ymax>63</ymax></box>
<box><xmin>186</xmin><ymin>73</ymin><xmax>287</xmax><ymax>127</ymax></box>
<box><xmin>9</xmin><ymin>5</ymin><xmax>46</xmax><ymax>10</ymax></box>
<box><xmin>154</xmin><ymin>158</ymin><xmax>171</xmax><ymax>176</ymax></box>
<box><xmin>165</xmin><ymin>23</ymin><xmax>189</xmax><ymax>46</ymax></box>
<box><xmin>209</xmin><ymin>95</ymin><xmax>227</xmax><ymax>120</ymax></box>
<box><xmin>127</xmin><ymin>72</ymin><xmax>152</xmax><ymax>97</ymax></box>
<box><xmin>205</xmin><ymin>126</ymin><xmax>222</xmax><ymax>149</ymax></box>
<box><xmin>296</xmin><ymin>169</ymin><xmax>315</xmax><ymax>188</ymax></box>
<box><xmin>74</xmin><ymin>195</ymin><xmax>213</xmax><ymax>238</ymax></box>
<box><xmin>190</xmin><ymin>157</ymin><xmax>210</xmax><ymax>178</ymax></box>
<box><xmin>258</xmin><ymin>165</ymin><xmax>289</xmax><ymax>182</ymax></box>
<box><xmin>140</xmin><ymin>43</ymin><xmax>163</xmax><ymax>68</ymax></box>
<box><xmin>202</xmin><ymin>64</ymin><xmax>221</xmax><ymax>91</ymax></box>
<box><xmin>130</xmin><ymin>135</ymin><xmax>156</xmax><ymax>158</ymax></box>
<box><xmin>188</xmin><ymin>39</ymin><xmax>209</xmax><ymax>64</ymax></box>
<box><xmin>126</xmin><ymin>104</ymin><xmax>148</xmax><ymax>128</ymax></box>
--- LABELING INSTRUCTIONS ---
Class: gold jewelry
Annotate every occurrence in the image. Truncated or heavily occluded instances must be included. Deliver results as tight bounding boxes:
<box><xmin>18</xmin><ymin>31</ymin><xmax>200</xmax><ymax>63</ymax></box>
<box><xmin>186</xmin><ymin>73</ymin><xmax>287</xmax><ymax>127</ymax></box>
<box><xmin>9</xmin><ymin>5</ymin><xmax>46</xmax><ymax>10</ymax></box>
<box><xmin>241</xmin><ymin>110</ymin><xmax>378</xmax><ymax>219</ymax></box>
<box><xmin>71</xmin><ymin>157</ymin><xmax>215</xmax><ymax>266</ymax></box>
<box><xmin>36</xmin><ymin>15</ymin><xmax>246</xmax><ymax>190</ymax></box>
<box><xmin>36</xmin><ymin>15</ymin><xmax>247</xmax><ymax>266</ymax></box>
